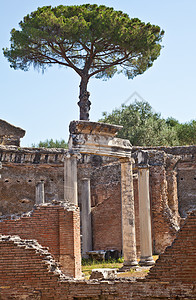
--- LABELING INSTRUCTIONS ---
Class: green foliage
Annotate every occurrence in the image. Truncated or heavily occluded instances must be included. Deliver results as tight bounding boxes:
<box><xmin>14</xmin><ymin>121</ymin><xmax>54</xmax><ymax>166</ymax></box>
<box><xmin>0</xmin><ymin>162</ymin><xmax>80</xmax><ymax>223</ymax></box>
<box><xmin>176</xmin><ymin>120</ymin><xmax>196</xmax><ymax>145</ymax></box>
<box><xmin>32</xmin><ymin>138</ymin><xmax>68</xmax><ymax>148</ymax></box>
<box><xmin>3</xmin><ymin>4</ymin><xmax>164</xmax><ymax>83</ymax></box>
<box><xmin>100</xmin><ymin>101</ymin><xmax>179</xmax><ymax>146</ymax></box>
<box><xmin>117</xmin><ymin>257</ymin><xmax>124</xmax><ymax>263</ymax></box>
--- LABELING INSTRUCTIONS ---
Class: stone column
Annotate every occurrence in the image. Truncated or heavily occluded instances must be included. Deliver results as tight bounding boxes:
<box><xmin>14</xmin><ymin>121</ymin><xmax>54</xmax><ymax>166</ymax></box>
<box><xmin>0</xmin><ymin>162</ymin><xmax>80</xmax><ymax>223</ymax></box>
<box><xmin>35</xmin><ymin>181</ymin><xmax>45</xmax><ymax>205</ymax></box>
<box><xmin>64</xmin><ymin>155</ymin><xmax>78</xmax><ymax>205</ymax></box>
<box><xmin>81</xmin><ymin>178</ymin><xmax>92</xmax><ymax>258</ymax></box>
<box><xmin>120</xmin><ymin>158</ymin><xmax>138</xmax><ymax>270</ymax></box>
<box><xmin>138</xmin><ymin>151</ymin><xmax>154</xmax><ymax>266</ymax></box>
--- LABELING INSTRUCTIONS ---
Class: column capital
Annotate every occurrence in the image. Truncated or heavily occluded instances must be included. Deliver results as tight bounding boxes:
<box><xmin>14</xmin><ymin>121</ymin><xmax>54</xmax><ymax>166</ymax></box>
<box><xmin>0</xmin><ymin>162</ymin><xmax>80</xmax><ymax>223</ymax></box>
<box><xmin>65</xmin><ymin>150</ymin><xmax>81</xmax><ymax>160</ymax></box>
<box><xmin>119</xmin><ymin>157</ymin><xmax>134</xmax><ymax>164</ymax></box>
<box><xmin>81</xmin><ymin>177</ymin><xmax>90</xmax><ymax>181</ymax></box>
<box><xmin>138</xmin><ymin>164</ymin><xmax>149</xmax><ymax>169</ymax></box>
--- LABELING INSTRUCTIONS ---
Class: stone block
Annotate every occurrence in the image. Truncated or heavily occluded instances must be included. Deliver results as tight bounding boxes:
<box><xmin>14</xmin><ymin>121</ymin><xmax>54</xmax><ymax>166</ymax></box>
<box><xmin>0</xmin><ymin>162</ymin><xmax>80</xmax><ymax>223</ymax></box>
<box><xmin>90</xmin><ymin>268</ymin><xmax>117</xmax><ymax>279</ymax></box>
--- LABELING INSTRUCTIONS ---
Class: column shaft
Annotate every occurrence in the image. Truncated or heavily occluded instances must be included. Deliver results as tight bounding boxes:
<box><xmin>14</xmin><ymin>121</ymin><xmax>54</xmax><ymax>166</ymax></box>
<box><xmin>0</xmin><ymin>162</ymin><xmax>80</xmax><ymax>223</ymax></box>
<box><xmin>81</xmin><ymin>178</ymin><xmax>92</xmax><ymax>257</ymax></box>
<box><xmin>35</xmin><ymin>181</ymin><xmax>45</xmax><ymax>205</ymax></box>
<box><xmin>64</xmin><ymin>156</ymin><xmax>78</xmax><ymax>205</ymax></box>
<box><xmin>138</xmin><ymin>167</ymin><xmax>154</xmax><ymax>266</ymax></box>
<box><xmin>120</xmin><ymin>158</ymin><xmax>138</xmax><ymax>269</ymax></box>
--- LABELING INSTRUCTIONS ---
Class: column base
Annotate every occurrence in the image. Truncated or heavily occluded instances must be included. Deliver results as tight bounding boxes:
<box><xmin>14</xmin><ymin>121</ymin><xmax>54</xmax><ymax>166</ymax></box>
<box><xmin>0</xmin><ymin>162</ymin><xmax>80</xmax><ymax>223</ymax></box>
<box><xmin>119</xmin><ymin>260</ymin><xmax>138</xmax><ymax>272</ymax></box>
<box><xmin>139</xmin><ymin>256</ymin><xmax>155</xmax><ymax>266</ymax></box>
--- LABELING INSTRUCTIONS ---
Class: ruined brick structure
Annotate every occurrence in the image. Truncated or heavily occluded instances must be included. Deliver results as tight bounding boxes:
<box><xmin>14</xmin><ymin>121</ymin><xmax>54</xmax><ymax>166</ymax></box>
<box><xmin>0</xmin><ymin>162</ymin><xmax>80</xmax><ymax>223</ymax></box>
<box><xmin>0</xmin><ymin>202</ymin><xmax>81</xmax><ymax>278</ymax></box>
<box><xmin>1</xmin><ymin>210</ymin><xmax>196</xmax><ymax>299</ymax></box>
<box><xmin>0</xmin><ymin>120</ymin><xmax>195</xmax><ymax>257</ymax></box>
<box><xmin>0</xmin><ymin>119</ymin><xmax>196</xmax><ymax>298</ymax></box>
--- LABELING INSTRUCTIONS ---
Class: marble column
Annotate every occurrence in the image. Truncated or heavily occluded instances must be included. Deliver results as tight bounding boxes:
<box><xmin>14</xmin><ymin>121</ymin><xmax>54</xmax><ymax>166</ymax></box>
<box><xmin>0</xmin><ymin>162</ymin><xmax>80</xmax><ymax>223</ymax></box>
<box><xmin>35</xmin><ymin>181</ymin><xmax>45</xmax><ymax>205</ymax></box>
<box><xmin>138</xmin><ymin>166</ymin><xmax>154</xmax><ymax>266</ymax></box>
<box><xmin>120</xmin><ymin>158</ymin><xmax>138</xmax><ymax>270</ymax></box>
<box><xmin>81</xmin><ymin>178</ymin><xmax>92</xmax><ymax>258</ymax></box>
<box><xmin>64</xmin><ymin>155</ymin><xmax>78</xmax><ymax>205</ymax></box>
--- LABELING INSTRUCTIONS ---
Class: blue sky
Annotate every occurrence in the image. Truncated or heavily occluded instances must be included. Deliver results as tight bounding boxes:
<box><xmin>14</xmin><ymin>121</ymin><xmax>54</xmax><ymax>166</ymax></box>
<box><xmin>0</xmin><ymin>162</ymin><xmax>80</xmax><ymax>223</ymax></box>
<box><xmin>1</xmin><ymin>0</ymin><xmax>196</xmax><ymax>146</ymax></box>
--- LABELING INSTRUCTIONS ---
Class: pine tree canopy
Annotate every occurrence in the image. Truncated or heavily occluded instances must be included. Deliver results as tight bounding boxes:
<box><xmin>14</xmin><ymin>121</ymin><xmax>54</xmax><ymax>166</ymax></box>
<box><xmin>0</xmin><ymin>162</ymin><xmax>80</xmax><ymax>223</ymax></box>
<box><xmin>3</xmin><ymin>4</ymin><xmax>164</xmax><ymax>120</ymax></box>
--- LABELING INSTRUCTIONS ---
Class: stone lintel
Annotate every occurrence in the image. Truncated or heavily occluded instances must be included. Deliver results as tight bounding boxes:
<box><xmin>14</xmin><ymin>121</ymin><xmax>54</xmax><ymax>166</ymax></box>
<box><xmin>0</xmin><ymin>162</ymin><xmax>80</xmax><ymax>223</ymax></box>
<box><xmin>68</xmin><ymin>121</ymin><xmax>132</xmax><ymax>158</ymax></box>
<box><xmin>69</xmin><ymin>120</ymin><xmax>123</xmax><ymax>137</ymax></box>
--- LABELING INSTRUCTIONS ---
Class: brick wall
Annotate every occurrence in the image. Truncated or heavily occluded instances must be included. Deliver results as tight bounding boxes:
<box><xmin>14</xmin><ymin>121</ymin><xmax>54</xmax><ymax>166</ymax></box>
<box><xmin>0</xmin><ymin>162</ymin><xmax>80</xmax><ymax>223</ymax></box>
<box><xmin>147</xmin><ymin>210</ymin><xmax>196</xmax><ymax>283</ymax></box>
<box><xmin>91</xmin><ymin>163</ymin><xmax>122</xmax><ymax>253</ymax></box>
<box><xmin>0</xmin><ymin>203</ymin><xmax>81</xmax><ymax>278</ymax></box>
<box><xmin>92</xmin><ymin>181</ymin><xmax>122</xmax><ymax>252</ymax></box>
<box><xmin>1</xmin><ymin>208</ymin><xmax>196</xmax><ymax>299</ymax></box>
<box><xmin>0</xmin><ymin>235</ymin><xmax>68</xmax><ymax>299</ymax></box>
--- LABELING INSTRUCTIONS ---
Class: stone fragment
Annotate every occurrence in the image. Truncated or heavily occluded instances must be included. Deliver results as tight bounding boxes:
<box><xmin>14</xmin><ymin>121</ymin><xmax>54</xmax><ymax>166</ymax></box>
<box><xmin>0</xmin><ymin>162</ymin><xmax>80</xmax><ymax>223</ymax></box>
<box><xmin>90</xmin><ymin>268</ymin><xmax>117</xmax><ymax>279</ymax></box>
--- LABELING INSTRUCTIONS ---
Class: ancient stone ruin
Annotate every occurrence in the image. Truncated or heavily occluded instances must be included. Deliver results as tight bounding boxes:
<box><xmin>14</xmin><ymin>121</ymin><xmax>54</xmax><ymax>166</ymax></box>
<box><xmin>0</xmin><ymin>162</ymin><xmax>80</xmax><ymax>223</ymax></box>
<box><xmin>0</xmin><ymin>119</ymin><xmax>196</xmax><ymax>299</ymax></box>
<box><xmin>0</xmin><ymin>119</ymin><xmax>25</xmax><ymax>146</ymax></box>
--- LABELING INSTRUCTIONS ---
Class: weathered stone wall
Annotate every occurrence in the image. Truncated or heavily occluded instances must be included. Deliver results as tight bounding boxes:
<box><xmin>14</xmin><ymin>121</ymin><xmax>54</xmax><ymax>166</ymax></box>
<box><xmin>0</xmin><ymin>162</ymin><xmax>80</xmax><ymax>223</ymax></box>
<box><xmin>145</xmin><ymin>151</ymin><xmax>180</xmax><ymax>254</ymax></box>
<box><xmin>177</xmin><ymin>159</ymin><xmax>196</xmax><ymax>218</ymax></box>
<box><xmin>0</xmin><ymin>146</ymin><xmax>65</xmax><ymax>216</ymax></box>
<box><xmin>1</xmin><ymin>210</ymin><xmax>196</xmax><ymax>299</ymax></box>
<box><xmin>133</xmin><ymin>146</ymin><xmax>196</xmax><ymax>218</ymax></box>
<box><xmin>0</xmin><ymin>203</ymin><xmax>81</xmax><ymax>278</ymax></box>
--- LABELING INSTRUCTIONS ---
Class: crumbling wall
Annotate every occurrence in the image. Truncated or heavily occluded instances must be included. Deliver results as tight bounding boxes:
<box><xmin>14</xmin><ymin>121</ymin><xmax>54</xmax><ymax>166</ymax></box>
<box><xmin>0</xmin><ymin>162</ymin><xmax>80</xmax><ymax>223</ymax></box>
<box><xmin>0</xmin><ymin>146</ymin><xmax>65</xmax><ymax>215</ymax></box>
<box><xmin>147</xmin><ymin>210</ymin><xmax>196</xmax><ymax>283</ymax></box>
<box><xmin>132</xmin><ymin>150</ymin><xmax>181</xmax><ymax>254</ymax></box>
<box><xmin>0</xmin><ymin>203</ymin><xmax>81</xmax><ymax>278</ymax></box>
<box><xmin>150</xmin><ymin>152</ymin><xmax>181</xmax><ymax>253</ymax></box>
<box><xmin>0</xmin><ymin>235</ymin><xmax>68</xmax><ymax>299</ymax></box>
<box><xmin>1</xmin><ymin>210</ymin><xmax>196</xmax><ymax>299</ymax></box>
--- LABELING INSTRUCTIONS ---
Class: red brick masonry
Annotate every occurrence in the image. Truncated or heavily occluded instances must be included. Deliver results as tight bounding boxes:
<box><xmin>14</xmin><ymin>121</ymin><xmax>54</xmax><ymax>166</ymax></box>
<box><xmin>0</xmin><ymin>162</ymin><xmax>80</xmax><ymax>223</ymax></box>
<box><xmin>0</xmin><ymin>209</ymin><xmax>196</xmax><ymax>299</ymax></box>
<box><xmin>0</xmin><ymin>202</ymin><xmax>81</xmax><ymax>278</ymax></box>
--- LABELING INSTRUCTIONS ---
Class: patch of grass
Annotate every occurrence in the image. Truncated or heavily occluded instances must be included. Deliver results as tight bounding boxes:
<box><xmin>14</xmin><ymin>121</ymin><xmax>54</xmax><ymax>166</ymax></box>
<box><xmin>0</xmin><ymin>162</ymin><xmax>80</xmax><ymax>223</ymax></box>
<box><xmin>82</xmin><ymin>258</ymin><xmax>123</xmax><ymax>279</ymax></box>
<box><xmin>82</xmin><ymin>255</ymin><xmax>159</xmax><ymax>279</ymax></box>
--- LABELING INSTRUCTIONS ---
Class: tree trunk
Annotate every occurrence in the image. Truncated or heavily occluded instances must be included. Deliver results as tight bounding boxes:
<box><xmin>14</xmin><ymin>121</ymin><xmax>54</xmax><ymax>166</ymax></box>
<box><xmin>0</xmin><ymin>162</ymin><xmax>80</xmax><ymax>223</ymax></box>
<box><xmin>78</xmin><ymin>76</ymin><xmax>91</xmax><ymax>120</ymax></box>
